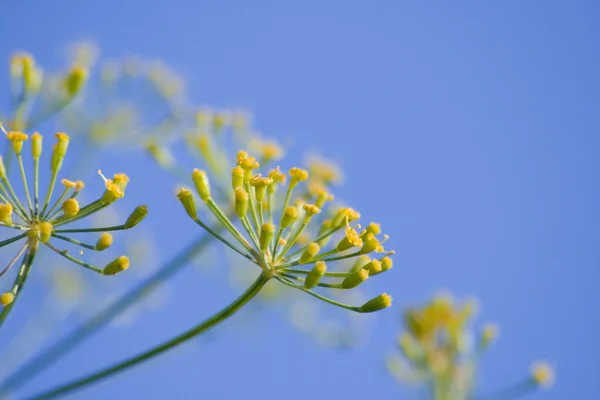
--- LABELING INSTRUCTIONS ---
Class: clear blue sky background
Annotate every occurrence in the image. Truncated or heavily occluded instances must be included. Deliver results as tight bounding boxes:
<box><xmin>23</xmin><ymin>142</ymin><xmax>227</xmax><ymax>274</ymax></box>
<box><xmin>1</xmin><ymin>1</ymin><xmax>599</xmax><ymax>399</ymax></box>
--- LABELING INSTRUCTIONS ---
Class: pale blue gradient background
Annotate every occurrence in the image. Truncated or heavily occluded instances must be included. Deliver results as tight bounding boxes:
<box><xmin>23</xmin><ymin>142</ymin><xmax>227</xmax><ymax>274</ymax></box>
<box><xmin>1</xmin><ymin>1</ymin><xmax>598</xmax><ymax>399</ymax></box>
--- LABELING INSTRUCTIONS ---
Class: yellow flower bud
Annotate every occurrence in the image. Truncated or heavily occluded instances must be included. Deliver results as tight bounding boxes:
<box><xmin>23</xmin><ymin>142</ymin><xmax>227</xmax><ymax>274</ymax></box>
<box><xmin>249</xmin><ymin>175</ymin><xmax>273</xmax><ymax>203</ymax></box>
<box><xmin>236</xmin><ymin>150</ymin><xmax>248</xmax><ymax>164</ymax></box>
<box><xmin>239</xmin><ymin>156</ymin><xmax>259</xmax><ymax>182</ymax></box>
<box><xmin>381</xmin><ymin>257</ymin><xmax>393</xmax><ymax>272</ymax></box>
<box><xmin>360</xmin><ymin>233</ymin><xmax>384</xmax><ymax>254</ymax></box>
<box><xmin>192</xmin><ymin>169</ymin><xmax>211</xmax><ymax>201</ymax></box>
<box><xmin>99</xmin><ymin>171</ymin><xmax>128</xmax><ymax>203</ymax></box>
<box><xmin>0</xmin><ymin>292</ymin><xmax>14</xmax><ymax>307</ymax></box>
<box><xmin>177</xmin><ymin>188</ymin><xmax>197</xmax><ymax>220</ymax></box>
<box><xmin>0</xmin><ymin>203</ymin><xmax>13</xmax><ymax>224</ymax></box>
<box><xmin>235</xmin><ymin>187</ymin><xmax>249</xmax><ymax>218</ymax></box>
<box><xmin>332</xmin><ymin>208</ymin><xmax>360</xmax><ymax>228</ymax></box>
<box><xmin>146</xmin><ymin>141</ymin><xmax>174</xmax><ymax>168</ymax></box>
<box><xmin>95</xmin><ymin>233</ymin><xmax>113</xmax><ymax>251</ymax></box>
<box><xmin>302</xmin><ymin>204</ymin><xmax>321</xmax><ymax>223</ymax></box>
<box><xmin>259</xmin><ymin>222</ymin><xmax>275</xmax><ymax>252</ymax></box>
<box><xmin>62</xmin><ymin>199</ymin><xmax>80</xmax><ymax>218</ymax></box>
<box><xmin>39</xmin><ymin>222</ymin><xmax>53</xmax><ymax>243</ymax></box>
<box><xmin>359</xmin><ymin>293</ymin><xmax>392</xmax><ymax>313</ymax></box>
<box><xmin>232</xmin><ymin>166</ymin><xmax>245</xmax><ymax>190</ymax></box>
<box><xmin>315</xmin><ymin>190</ymin><xmax>334</xmax><ymax>208</ymax></box>
<box><xmin>304</xmin><ymin>261</ymin><xmax>327</xmax><ymax>289</ymax></box>
<box><xmin>124</xmin><ymin>205</ymin><xmax>148</xmax><ymax>228</ymax></box>
<box><xmin>64</xmin><ymin>66</ymin><xmax>87</xmax><ymax>97</ymax></box>
<box><xmin>21</xmin><ymin>55</ymin><xmax>41</xmax><ymax>93</ymax></box>
<box><xmin>75</xmin><ymin>181</ymin><xmax>85</xmax><ymax>192</ymax></box>
<box><xmin>289</xmin><ymin>167</ymin><xmax>308</xmax><ymax>187</ymax></box>
<box><xmin>258</xmin><ymin>141</ymin><xmax>283</xmax><ymax>163</ymax></box>
<box><xmin>341</xmin><ymin>269</ymin><xmax>369</xmax><ymax>289</ymax></box>
<box><xmin>269</xmin><ymin>168</ymin><xmax>287</xmax><ymax>185</ymax></box>
<box><xmin>337</xmin><ymin>225</ymin><xmax>363</xmax><ymax>251</ymax></box>
<box><xmin>480</xmin><ymin>323</ymin><xmax>499</xmax><ymax>347</ymax></box>
<box><xmin>31</xmin><ymin>132</ymin><xmax>42</xmax><ymax>159</ymax></box>
<box><xmin>300</xmin><ymin>242</ymin><xmax>320</xmax><ymax>263</ymax></box>
<box><xmin>364</xmin><ymin>222</ymin><xmax>381</xmax><ymax>236</ymax></box>
<box><xmin>6</xmin><ymin>132</ymin><xmax>28</xmax><ymax>154</ymax></box>
<box><xmin>531</xmin><ymin>362</ymin><xmax>554</xmax><ymax>388</ymax></box>
<box><xmin>54</xmin><ymin>133</ymin><xmax>70</xmax><ymax>158</ymax></box>
<box><xmin>103</xmin><ymin>256</ymin><xmax>130</xmax><ymax>275</ymax></box>
<box><xmin>280</xmin><ymin>206</ymin><xmax>298</xmax><ymax>229</ymax></box>
<box><xmin>61</xmin><ymin>179</ymin><xmax>77</xmax><ymax>189</ymax></box>
<box><xmin>363</xmin><ymin>259</ymin><xmax>382</xmax><ymax>275</ymax></box>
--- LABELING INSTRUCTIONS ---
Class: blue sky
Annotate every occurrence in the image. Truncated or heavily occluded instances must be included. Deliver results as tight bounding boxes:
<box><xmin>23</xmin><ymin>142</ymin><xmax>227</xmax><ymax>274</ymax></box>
<box><xmin>1</xmin><ymin>1</ymin><xmax>599</xmax><ymax>399</ymax></box>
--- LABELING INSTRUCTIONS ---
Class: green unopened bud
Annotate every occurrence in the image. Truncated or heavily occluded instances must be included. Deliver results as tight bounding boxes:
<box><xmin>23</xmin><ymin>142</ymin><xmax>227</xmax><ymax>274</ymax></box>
<box><xmin>304</xmin><ymin>261</ymin><xmax>327</xmax><ymax>289</ymax></box>
<box><xmin>231</xmin><ymin>166</ymin><xmax>244</xmax><ymax>190</ymax></box>
<box><xmin>363</xmin><ymin>259</ymin><xmax>382</xmax><ymax>275</ymax></box>
<box><xmin>103</xmin><ymin>256</ymin><xmax>130</xmax><ymax>275</ymax></box>
<box><xmin>0</xmin><ymin>292</ymin><xmax>14</xmax><ymax>306</ymax></box>
<box><xmin>31</xmin><ymin>132</ymin><xmax>42</xmax><ymax>159</ymax></box>
<box><xmin>235</xmin><ymin>187</ymin><xmax>249</xmax><ymax>218</ymax></box>
<box><xmin>192</xmin><ymin>169</ymin><xmax>211</xmax><ymax>201</ymax></box>
<box><xmin>39</xmin><ymin>222</ymin><xmax>53</xmax><ymax>243</ymax></box>
<box><xmin>51</xmin><ymin>150</ymin><xmax>63</xmax><ymax>173</ymax></box>
<box><xmin>124</xmin><ymin>205</ymin><xmax>148</xmax><ymax>228</ymax></box>
<box><xmin>260</xmin><ymin>222</ymin><xmax>275</xmax><ymax>252</ymax></box>
<box><xmin>349</xmin><ymin>255</ymin><xmax>371</xmax><ymax>273</ymax></box>
<box><xmin>146</xmin><ymin>141</ymin><xmax>174</xmax><ymax>168</ymax></box>
<box><xmin>64</xmin><ymin>66</ymin><xmax>87</xmax><ymax>97</ymax></box>
<box><xmin>281</xmin><ymin>206</ymin><xmax>298</xmax><ymax>229</ymax></box>
<box><xmin>22</xmin><ymin>55</ymin><xmax>42</xmax><ymax>93</ymax></box>
<box><xmin>95</xmin><ymin>233</ymin><xmax>113</xmax><ymax>251</ymax></box>
<box><xmin>177</xmin><ymin>188</ymin><xmax>197</xmax><ymax>220</ymax></box>
<box><xmin>300</xmin><ymin>242</ymin><xmax>320</xmax><ymax>263</ymax></box>
<box><xmin>359</xmin><ymin>293</ymin><xmax>392</xmax><ymax>313</ymax></box>
<box><xmin>341</xmin><ymin>269</ymin><xmax>369</xmax><ymax>289</ymax></box>
<box><xmin>399</xmin><ymin>333</ymin><xmax>423</xmax><ymax>361</ymax></box>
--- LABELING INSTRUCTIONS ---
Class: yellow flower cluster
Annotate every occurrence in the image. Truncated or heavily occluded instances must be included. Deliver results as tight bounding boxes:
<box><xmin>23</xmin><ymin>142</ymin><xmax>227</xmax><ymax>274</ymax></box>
<box><xmin>178</xmin><ymin>150</ymin><xmax>393</xmax><ymax>313</ymax></box>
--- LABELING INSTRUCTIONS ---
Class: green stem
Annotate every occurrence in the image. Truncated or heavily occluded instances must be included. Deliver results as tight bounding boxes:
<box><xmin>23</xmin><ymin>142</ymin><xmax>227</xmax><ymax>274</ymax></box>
<box><xmin>27</xmin><ymin>272</ymin><xmax>270</xmax><ymax>400</ymax></box>
<box><xmin>275</xmin><ymin>276</ymin><xmax>359</xmax><ymax>312</ymax></box>
<box><xmin>0</xmin><ymin>242</ymin><xmax>37</xmax><ymax>329</ymax></box>
<box><xmin>0</xmin><ymin>230</ymin><xmax>220</xmax><ymax>394</ymax></box>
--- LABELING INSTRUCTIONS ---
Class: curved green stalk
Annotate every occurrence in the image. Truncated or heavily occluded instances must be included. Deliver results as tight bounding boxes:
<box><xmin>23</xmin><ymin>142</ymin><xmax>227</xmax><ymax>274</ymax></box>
<box><xmin>26</xmin><ymin>272</ymin><xmax>270</xmax><ymax>400</ymax></box>
<box><xmin>0</xmin><ymin>230</ymin><xmax>220</xmax><ymax>394</ymax></box>
<box><xmin>0</xmin><ymin>242</ymin><xmax>37</xmax><ymax>329</ymax></box>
